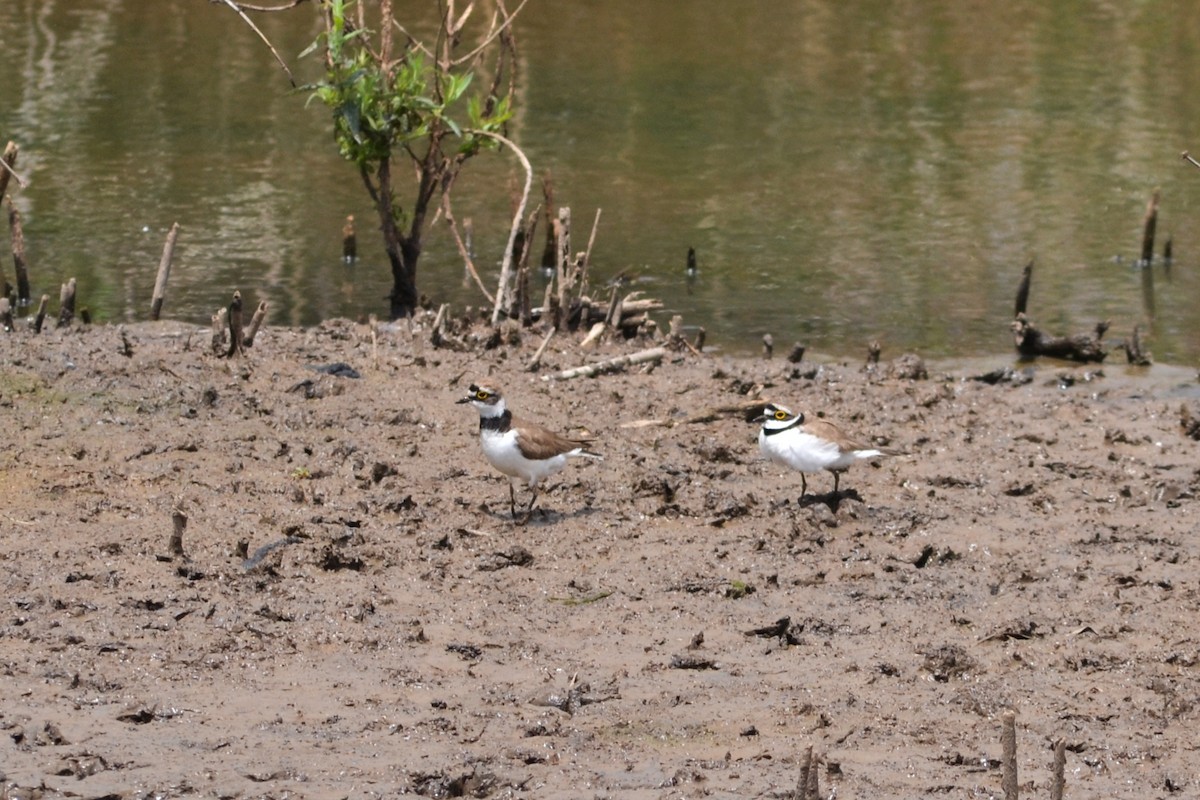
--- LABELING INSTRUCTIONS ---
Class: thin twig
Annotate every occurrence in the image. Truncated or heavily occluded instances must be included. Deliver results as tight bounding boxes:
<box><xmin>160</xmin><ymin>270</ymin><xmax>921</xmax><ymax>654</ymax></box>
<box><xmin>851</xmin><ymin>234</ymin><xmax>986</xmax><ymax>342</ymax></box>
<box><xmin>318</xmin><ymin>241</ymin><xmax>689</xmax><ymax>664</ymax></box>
<box><xmin>527</xmin><ymin>326</ymin><xmax>556</xmax><ymax>371</ymax></box>
<box><xmin>577</xmin><ymin>208</ymin><xmax>602</xmax><ymax>302</ymax></box>
<box><xmin>443</xmin><ymin>193</ymin><xmax>495</xmax><ymax>304</ymax></box>
<box><xmin>212</xmin><ymin>0</ymin><xmax>297</xmax><ymax>87</ymax></box>
<box><xmin>450</xmin><ymin>0</ymin><xmax>529</xmax><ymax>67</ymax></box>
<box><xmin>1183</xmin><ymin>151</ymin><xmax>1200</xmax><ymax>170</ymax></box>
<box><xmin>0</xmin><ymin>142</ymin><xmax>29</xmax><ymax>190</ymax></box>
<box><xmin>218</xmin><ymin>0</ymin><xmax>309</xmax><ymax>10</ymax></box>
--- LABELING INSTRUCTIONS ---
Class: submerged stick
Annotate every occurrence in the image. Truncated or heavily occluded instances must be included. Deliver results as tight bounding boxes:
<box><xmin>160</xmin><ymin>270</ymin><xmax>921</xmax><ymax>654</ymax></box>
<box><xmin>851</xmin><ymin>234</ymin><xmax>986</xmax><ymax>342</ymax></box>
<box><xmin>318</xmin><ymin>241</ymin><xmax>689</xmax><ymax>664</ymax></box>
<box><xmin>1014</xmin><ymin>260</ymin><xmax>1032</xmax><ymax>318</ymax></box>
<box><xmin>1000</xmin><ymin>710</ymin><xmax>1018</xmax><ymax>800</ymax></box>
<box><xmin>1140</xmin><ymin>188</ymin><xmax>1160</xmax><ymax>265</ymax></box>
<box><xmin>342</xmin><ymin>214</ymin><xmax>356</xmax><ymax>261</ymax></box>
<box><xmin>150</xmin><ymin>222</ymin><xmax>180</xmax><ymax>321</ymax></box>
<box><xmin>544</xmin><ymin>346</ymin><xmax>666</xmax><ymax>381</ymax></box>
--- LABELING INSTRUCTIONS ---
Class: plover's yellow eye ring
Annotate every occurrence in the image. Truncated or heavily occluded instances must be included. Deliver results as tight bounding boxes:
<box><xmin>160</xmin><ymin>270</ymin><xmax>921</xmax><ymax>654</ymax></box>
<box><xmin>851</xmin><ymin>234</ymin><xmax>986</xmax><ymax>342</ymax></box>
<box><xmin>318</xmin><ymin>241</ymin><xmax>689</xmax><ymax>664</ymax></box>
<box><xmin>774</xmin><ymin>410</ymin><xmax>788</xmax><ymax>420</ymax></box>
<box><xmin>476</xmin><ymin>390</ymin><xmax>490</xmax><ymax>400</ymax></box>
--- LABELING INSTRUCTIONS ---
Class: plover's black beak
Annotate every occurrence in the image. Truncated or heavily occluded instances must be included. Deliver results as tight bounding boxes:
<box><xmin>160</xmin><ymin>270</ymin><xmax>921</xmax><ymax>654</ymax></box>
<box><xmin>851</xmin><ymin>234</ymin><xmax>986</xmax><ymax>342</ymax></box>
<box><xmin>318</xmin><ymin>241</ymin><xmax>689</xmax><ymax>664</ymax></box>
<box><xmin>456</xmin><ymin>396</ymin><xmax>471</xmax><ymax>404</ymax></box>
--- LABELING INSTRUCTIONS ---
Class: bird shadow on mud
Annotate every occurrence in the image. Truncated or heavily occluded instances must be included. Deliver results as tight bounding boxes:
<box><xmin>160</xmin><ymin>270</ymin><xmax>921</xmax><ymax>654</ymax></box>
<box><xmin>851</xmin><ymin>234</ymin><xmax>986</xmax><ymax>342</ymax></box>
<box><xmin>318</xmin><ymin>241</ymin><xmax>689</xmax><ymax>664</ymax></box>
<box><xmin>475</xmin><ymin>491</ymin><xmax>603</xmax><ymax>527</ymax></box>
<box><xmin>797</xmin><ymin>488</ymin><xmax>863</xmax><ymax>512</ymax></box>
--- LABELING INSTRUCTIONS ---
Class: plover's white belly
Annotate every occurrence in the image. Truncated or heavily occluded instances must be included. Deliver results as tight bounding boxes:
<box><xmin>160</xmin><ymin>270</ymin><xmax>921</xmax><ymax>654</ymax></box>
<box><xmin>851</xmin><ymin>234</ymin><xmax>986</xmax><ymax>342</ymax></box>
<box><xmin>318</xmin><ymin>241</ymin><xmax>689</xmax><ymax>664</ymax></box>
<box><xmin>480</xmin><ymin>430</ymin><xmax>570</xmax><ymax>486</ymax></box>
<box><xmin>761</xmin><ymin>429</ymin><xmax>848</xmax><ymax>473</ymax></box>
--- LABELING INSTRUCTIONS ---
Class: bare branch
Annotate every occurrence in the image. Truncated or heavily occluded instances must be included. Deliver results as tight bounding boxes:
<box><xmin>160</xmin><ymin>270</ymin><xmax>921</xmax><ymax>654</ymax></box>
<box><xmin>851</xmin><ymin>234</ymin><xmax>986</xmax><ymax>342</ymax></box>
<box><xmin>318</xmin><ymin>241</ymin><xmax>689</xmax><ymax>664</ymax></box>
<box><xmin>214</xmin><ymin>0</ymin><xmax>309</xmax><ymax>11</ymax></box>
<box><xmin>212</xmin><ymin>0</ymin><xmax>297</xmax><ymax>87</ymax></box>
<box><xmin>469</xmin><ymin>130</ymin><xmax>533</xmax><ymax>325</ymax></box>
<box><xmin>451</xmin><ymin>0</ymin><xmax>529</xmax><ymax>67</ymax></box>
<box><xmin>442</xmin><ymin>192</ymin><xmax>495</xmax><ymax>304</ymax></box>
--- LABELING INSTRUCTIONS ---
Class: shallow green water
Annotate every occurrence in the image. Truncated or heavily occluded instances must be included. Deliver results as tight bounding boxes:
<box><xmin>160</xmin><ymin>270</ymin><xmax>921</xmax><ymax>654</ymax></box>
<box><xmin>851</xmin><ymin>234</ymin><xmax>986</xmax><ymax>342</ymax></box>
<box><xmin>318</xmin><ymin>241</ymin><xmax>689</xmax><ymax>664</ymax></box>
<box><xmin>3</xmin><ymin>1</ymin><xmax>1200</xmax><ymax>362</ymax></box>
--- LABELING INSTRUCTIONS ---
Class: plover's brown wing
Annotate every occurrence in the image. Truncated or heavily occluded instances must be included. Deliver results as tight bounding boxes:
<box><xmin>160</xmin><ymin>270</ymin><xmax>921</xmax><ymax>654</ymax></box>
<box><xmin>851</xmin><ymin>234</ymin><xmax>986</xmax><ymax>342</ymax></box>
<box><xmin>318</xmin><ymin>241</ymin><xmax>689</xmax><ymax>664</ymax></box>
<box><xmin>802</xmin><ymin>418</ymin><xmax>880</xmax><ymax>455</ymax></box>
<box><xmin>511</xmin><ymin>416</ymin><xmax>598</xmax><ymax>460</ymax></box>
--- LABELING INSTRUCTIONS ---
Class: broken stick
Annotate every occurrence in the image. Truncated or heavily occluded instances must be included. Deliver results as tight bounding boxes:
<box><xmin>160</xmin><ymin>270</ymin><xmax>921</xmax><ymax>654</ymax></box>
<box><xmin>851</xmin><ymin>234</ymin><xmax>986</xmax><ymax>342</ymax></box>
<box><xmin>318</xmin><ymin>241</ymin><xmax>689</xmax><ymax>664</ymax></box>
<box><xmin>168</xmin><ymin>510</ymin><xmax>188</xmax><ymax>559</ymax></box>
<box><xmin>1000</xmin><ymin>710</ymin><xmax>1017</xmax><ymax>800</ymax></box>
<box><xmin>57</xmin><ymin>278</ymin><xmax>76</xmax><ymax>328</ymax></box>
<box><xmin>150</xmin><ymin>222</ymin><xmax>180</xmax><ymax>321</ymax></box>
<box><xmin>225</xmin><ymin>291</ymin><xmax>244</xmax><ymax>357</ymax></box>
<box><xmin>7</xmin><ymin>200</ymin><xmax>30</xmax><ymax>305</ymax></box>
<box><xmin>527</xmin><ymin>326</ymin><xmax>556</xmax><ymax>371</ymax></box>
<box><xmin>244</xmin><ymin>300</ymin><xmax>268</xmax><ymax>347</ymax></box>
<box><xmin>543</xmin><ymin>346</ymin><xmax>665</xmax><ymax>381</ymax></box>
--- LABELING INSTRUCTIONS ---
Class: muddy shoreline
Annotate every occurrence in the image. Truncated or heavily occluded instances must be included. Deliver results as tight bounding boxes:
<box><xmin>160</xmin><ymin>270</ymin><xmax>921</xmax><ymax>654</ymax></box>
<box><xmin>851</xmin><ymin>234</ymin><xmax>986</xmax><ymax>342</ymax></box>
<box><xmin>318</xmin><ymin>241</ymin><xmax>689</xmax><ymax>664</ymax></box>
<box><xmin>2</xmin><ymin>318</ymin><xmax>1199</xmax><ymax>798</ymax></box>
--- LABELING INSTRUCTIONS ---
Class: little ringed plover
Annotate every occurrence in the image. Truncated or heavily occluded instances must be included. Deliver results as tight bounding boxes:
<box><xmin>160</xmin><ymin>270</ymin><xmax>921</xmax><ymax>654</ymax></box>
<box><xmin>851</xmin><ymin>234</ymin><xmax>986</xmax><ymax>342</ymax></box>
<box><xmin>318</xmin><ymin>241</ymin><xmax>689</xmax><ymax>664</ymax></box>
<box><xmin>458</xmin><ymin>383</ymin><xmax>601</xmax><ymax>522</ymax></box>
<box><xmin>755</xmin><ymin>402</ymin><xmax>899</xmax><ymax>497</ymax></box>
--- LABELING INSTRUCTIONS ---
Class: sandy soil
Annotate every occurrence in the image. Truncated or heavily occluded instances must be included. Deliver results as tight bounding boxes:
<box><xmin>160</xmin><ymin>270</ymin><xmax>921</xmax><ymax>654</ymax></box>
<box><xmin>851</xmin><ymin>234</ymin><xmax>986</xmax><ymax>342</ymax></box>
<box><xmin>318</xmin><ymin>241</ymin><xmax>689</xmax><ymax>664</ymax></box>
<box><xmin>2</xmin><ymin>316</ymin><xmax>1200</xmax><ymax>799</ymax></box>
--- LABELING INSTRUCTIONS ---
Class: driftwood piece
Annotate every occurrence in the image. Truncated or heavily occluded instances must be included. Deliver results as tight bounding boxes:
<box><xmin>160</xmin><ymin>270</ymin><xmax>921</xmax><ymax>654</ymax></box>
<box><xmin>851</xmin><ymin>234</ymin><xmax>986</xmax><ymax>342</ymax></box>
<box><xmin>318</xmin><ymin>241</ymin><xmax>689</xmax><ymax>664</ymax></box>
<box><xmin>762</xmin><ymin>334</ymin><xmax>773</xmax><ymax>359</ymax></box>
<box><xmin>579</xmin><ymin>321</ymin><xmax>605</xmax><ymax>349</ymax></box>
<box><xmin>1012</xmin><ymin>314</ymin><xmax>1108</xmax><ymax>362</ymax></box>
<box><xmin>57</xmin><ymin>278</ymin><xmax>76</xmax><ymax>329</ymax></box>
<box><xmin>543</xmin><ymin>346</ymin><xmax>665</xmax><ymax>381</ymax></box>
<box><xmin>1011</xmin><ymin>263</ymin><xmax>1107</xmax><ymax>362</ymax></box>
<box><xmin>244</xmin><ymin>300</ymin><xmax>268</xmax><ymax>347</ymax></box>
<box><xmin>150</xmin><ymin>222</ymin><xmax>180</xmax><ymax>321</ymax></box>
<box><xmin>225</xmin><ymin>291</ymin><xmax>244</xmax><ymax>357</ymax></box>
<box><xmin>1122</xmin><ymin>324</ymin><xmax>1151</xmax><ymax>365</ymax></box>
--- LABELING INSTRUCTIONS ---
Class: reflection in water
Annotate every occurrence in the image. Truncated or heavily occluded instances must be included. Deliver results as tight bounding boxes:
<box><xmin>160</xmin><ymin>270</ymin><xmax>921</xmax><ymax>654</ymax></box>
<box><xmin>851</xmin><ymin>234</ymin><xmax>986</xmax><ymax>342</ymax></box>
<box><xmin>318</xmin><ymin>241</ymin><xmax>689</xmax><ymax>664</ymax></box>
<box><xmin>2</xmin><ymin>1</ymin><xmax>1200</xmax><ymax>361</ymax></box>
